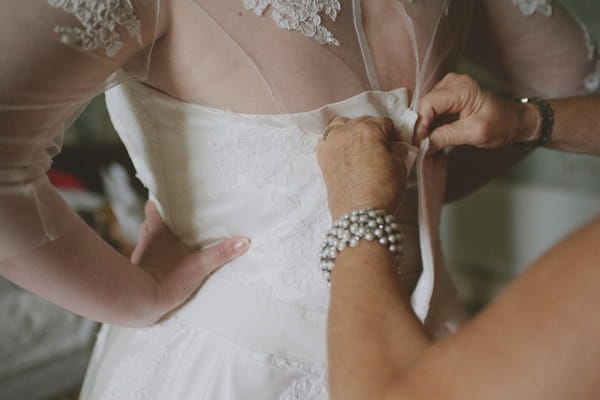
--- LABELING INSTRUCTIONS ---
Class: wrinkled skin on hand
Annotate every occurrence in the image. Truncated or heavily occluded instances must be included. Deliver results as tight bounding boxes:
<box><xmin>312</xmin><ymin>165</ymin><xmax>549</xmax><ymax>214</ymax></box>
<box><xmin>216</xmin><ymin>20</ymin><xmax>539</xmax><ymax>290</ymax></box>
<box><xmin>416</xmin><ymin>73</ymin><xmax>538</xmax><ymax>153</ymax></box>
<box><xmin>316</xmin><ymin>116</ymin><xmax>411</xmax><ymax>220</ymax></box>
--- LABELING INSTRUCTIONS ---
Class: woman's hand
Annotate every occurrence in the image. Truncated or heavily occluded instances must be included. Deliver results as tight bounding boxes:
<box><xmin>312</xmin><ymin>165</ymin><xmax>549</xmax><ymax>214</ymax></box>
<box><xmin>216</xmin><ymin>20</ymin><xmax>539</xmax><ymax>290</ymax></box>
<box><xmin>416</xmin><ymin>73</ymin><xmax>540</xmax><ymax>152</ymax></box>
<box><xmin>316</xmin><ymin>116</ymin><xmax>410</xmax><ymax>220</ymax></box>
<box><xmin>132</xmin><ymin>201</ymin><xmax>250</xmax><ymax>323</ymax></box>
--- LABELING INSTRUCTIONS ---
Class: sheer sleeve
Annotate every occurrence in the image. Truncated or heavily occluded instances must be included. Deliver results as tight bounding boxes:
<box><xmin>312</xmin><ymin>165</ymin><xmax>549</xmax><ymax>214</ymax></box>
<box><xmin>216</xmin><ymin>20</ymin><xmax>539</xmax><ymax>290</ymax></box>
<box><xmin>441</xmin><ymin>0</ymin><xmax>596</xmax><ymax>204</ymax></box>
<box><xmin>0</xmin><ymin>0</ymin><xmax>164</xmax><ymax>262</ymax></box>
<box><xmin>464</xmin><ymin>0</ymin><xmax>594</xmax><ymax>98</ymax></box>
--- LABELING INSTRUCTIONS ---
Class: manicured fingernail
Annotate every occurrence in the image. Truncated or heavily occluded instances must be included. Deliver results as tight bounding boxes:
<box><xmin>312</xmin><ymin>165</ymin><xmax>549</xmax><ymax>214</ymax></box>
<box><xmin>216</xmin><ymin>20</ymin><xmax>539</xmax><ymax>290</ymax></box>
<box><xmin>233</xmin><ymin>238</ymin><xmax>251</xmax><ymax>253</ymax></box>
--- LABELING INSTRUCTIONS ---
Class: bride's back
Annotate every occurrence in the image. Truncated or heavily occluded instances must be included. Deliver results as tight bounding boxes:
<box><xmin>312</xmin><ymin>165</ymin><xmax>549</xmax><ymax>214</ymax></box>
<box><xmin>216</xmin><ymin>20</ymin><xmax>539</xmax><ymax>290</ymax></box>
<box><xmin>142</xmin><ymin>0</ymin><xmax>472</xmax><ymax>114</ymax></box>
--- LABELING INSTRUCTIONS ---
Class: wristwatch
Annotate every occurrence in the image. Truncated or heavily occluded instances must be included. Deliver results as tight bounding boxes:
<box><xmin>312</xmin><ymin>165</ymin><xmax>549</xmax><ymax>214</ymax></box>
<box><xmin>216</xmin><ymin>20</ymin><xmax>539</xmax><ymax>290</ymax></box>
<box><xmin>516</xmin><ymin>96</ymin><xmax>554</xmax><ymax>151</ymax></box>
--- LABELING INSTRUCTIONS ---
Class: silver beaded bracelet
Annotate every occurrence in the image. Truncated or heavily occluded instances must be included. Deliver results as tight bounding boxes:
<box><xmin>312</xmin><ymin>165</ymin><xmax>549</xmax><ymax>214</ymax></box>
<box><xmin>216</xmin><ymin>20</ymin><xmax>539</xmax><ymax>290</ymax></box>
<box><xmin>320</xmin><ymin>207</ymin><xmax>404</xmax><ymax>283</ymax></box>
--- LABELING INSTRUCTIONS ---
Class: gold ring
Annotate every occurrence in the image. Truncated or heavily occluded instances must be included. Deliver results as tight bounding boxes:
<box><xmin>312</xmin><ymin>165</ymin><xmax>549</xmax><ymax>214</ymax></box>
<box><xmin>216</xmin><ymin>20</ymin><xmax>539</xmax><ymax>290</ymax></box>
<box><xmin>323</xmin><ymin>125</ymin><xmax>343</xmax><ymax>141</ymax></box>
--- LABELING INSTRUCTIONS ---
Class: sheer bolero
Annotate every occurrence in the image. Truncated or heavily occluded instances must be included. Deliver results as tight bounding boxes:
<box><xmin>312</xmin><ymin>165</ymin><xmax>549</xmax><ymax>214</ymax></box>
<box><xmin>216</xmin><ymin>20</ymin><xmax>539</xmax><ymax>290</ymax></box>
<box><xmin>0</xmin><ymin>0</ymin><xmax>596</xmax><ymax>261</ymax></box>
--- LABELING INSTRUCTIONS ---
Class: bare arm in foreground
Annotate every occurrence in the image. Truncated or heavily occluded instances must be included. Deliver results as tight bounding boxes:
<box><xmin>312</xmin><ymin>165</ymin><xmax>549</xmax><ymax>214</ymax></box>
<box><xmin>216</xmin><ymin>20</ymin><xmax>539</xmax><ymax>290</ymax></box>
<box><xmin>318</xmin><ymin>116</ymin><xmax>600</xmax><ymax>400</ymax></box>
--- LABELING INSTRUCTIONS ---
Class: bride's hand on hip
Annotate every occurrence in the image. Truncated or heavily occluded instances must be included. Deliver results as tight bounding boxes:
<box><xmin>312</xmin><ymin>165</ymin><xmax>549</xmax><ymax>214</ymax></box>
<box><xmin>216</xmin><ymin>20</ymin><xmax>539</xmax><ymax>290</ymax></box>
<box><xmin>316</xmin><ymin>116</ymin><xmax>409</xmax><ymax>220</ymax></box>
<box><xmin>132</xmin><ymin>201</ymin><xmax>250</xmax><ymax>322</ymax></box>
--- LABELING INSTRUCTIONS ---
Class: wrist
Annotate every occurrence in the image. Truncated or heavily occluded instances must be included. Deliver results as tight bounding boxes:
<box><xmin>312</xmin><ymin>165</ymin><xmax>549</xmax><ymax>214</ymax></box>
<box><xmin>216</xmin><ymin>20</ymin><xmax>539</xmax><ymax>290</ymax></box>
<box><xmin>514</xmin><ymin>97</ymin><xmax>554</xmax><ymax>151</ymax></box>
<box><xmin>124</xmin><ymin>269</ymin><xmax>170</xmax><ymax>327</ymax></box>
<box><xmin>516</xmin><ymin>101</ymin><xmax>540</xmax><ymax>143</ymax></box>
<box><xmin>321</xmin><ymin>207</ymin><xmax>403</xmax><ymax>284</ymax></box>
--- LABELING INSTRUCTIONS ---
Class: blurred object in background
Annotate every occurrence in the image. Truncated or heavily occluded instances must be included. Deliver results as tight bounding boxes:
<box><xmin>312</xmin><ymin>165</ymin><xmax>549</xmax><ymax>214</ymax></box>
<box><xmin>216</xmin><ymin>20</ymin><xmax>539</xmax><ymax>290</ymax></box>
<box><xmin>0</xmin><ymin>153</ymin><xmax>144</xmax><ymax>400</ymax></box>
<box><xmin>100</xmin><ymin>163</ymin><xmax>144</xmax><ymax>251</ymax></box>
<box><xmin>444</xmin><ymin>0</ymin><xmax>600</xmax><ymax>314</ymax></box>
<box><xmin>0</xmin><ymin>168</ymin><xmax>102</xmax><ymax>400</ymax></box>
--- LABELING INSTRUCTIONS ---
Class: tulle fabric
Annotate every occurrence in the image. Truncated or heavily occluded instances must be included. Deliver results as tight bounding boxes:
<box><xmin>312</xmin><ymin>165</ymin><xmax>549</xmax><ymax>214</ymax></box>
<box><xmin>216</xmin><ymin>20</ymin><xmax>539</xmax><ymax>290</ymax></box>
<box><xmin>0</xmin><ymin>0</ymin><xmax>164</xmax><ymax>260</ymax></box>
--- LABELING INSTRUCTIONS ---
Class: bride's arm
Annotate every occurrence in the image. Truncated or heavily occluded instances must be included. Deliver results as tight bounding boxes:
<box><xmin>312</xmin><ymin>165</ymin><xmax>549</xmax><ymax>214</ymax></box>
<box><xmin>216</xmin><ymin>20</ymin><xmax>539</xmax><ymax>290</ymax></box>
<box><xmin>0</xmin><ymin>1</ymin><xmax>249</xmax><ymax>327</ymax></box>
<box><xmin>318</xmin><ymin>117</ymin><xmax>600</xmax><ymax>400</ymax></box>
<box><xmin>443</xmin><ymin>0</ymin><xmax>594</xmax><ymax>202</ymax></box>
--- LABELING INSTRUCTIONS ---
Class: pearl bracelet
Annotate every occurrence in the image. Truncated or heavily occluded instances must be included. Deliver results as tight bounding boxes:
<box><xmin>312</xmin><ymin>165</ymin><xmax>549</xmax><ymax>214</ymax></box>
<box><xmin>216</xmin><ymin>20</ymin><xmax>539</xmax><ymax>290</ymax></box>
<box><xmin>320</xmin><ymin>207</ymin><xmax>404</xmax><ymax>283</ymax></box>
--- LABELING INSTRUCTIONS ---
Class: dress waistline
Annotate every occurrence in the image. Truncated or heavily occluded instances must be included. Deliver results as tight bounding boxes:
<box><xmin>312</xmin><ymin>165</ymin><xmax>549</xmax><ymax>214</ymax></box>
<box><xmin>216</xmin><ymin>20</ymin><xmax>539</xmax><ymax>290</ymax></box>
<box><xmin>173</xmin><ymin>277</ymin><xmax>328</xmax><ymax>366</ymax></box>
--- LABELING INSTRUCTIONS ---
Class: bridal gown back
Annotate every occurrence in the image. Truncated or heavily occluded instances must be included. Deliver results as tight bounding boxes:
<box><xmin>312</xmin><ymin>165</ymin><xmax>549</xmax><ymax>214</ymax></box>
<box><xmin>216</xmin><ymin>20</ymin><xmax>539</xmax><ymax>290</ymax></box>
<box><xmin>0</xmin><ymin>0</ymin><xmax>595</xmax><ymax>399</ymax></box>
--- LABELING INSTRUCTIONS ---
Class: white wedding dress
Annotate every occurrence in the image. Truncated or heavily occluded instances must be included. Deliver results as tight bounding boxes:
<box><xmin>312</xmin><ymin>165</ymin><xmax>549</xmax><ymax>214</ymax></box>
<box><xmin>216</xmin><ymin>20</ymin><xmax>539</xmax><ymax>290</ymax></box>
<box><xmin>83</xmin><ymin>82</ymin><xmax>437</xmax><ymax>399</ymax></box>
<box><xmin>0</xmin><ymin>0</ymin><xmax>595</xmax><ymax>399</ymax></box>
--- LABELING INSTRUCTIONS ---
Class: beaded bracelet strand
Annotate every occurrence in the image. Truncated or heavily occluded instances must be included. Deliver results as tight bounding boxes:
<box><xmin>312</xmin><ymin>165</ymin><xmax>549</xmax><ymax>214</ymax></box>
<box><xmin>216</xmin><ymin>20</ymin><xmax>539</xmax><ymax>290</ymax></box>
<box><xmin>320</xmin><ymin>207</ymin><xmax>404</xmax><ymax>284</ymax></box>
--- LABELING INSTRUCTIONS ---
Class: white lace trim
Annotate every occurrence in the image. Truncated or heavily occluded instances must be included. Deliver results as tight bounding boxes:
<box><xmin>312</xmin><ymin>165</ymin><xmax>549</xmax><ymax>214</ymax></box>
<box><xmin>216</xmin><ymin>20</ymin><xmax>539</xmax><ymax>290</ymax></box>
<box><xmin>573</xmin><ymin>17</ymin><xmax>600</xmax><ymax>92</ymax></box>
<box><xmin>48</xmin><ymin>0</ymin><xmax>143</xmax><ymax>57</ymax></box>
<box><xmin>584</xmin><ymin>60</ymin><xmax>600</xmax><ymax>92</ymax></box>
<box><xmin>266</xmin><ymin>353</ymin><xmax>328</xmax><ymax>400</ymax></box>
<box><xmin>512</xmin><ymin>0</ymin><xmax>553</xmax><ymax>17</ymax></box>
<box><xmin>243</xmin><ymin>0</ymin><xmax>342</xmax><ymax>46</ymax></box>
<box><xmin>576</xmin><ymin>18</ymin><xmax>596</xmax><ymax>61</ymax></box>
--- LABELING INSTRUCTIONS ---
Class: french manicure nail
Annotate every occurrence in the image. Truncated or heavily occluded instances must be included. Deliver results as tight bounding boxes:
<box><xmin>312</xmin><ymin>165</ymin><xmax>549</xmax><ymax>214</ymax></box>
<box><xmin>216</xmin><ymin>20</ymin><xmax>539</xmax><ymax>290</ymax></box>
<box><xmin>234</xmin><ymin>238</ymin><xmax>251</xmax><ymax>253</ymax></box>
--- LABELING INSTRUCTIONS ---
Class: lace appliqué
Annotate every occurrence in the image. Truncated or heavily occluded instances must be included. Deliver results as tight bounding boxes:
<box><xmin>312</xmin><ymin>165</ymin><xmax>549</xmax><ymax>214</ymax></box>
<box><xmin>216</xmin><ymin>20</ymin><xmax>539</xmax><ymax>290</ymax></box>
<box><xmin>574</xmin><ymin>18</ymin><xmax>600</xmax><ymax>93</ymax></box>
<box><xmin>266</xmin><ymin>353</ymin><xmax>328</xmax><ymax>400</ymax></box>
<box><xmin>512</xmin><ymin>0</ymin><xmax>552</xmax><ymax>17</ymax></box>
<box><xmin>48</xmin><ymin>0</ymin><xmax>143</xmax><ymax>57</ymax></box>
<box><xmin>97</xmin><ymin>321</ymin><xmax>184</xmax><ymax>400</ymax></box>
<box><xmin>584</xmin><ymin>60</ymin><xmax>600</xmax><ymax>93</ymax></box>
<box><xmin>243</xmin><ymin>0</ymin><xmax>342</xmax><ymax>46</ymax></box>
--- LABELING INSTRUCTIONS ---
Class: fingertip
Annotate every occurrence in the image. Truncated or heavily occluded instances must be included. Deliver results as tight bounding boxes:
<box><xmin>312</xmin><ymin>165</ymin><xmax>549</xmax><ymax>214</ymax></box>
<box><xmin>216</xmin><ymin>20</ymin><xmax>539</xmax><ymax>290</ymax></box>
<box><xmin>427</xmin><ymin>136</ymin><xmax>444</xmax><ymax>156</ymax></box>
<box><xmin>233</xmin><ymin>237</ymin><xmax>251</xmax><ymax>254</ymax></box>
<box><xmin>414</xmin><ymin>116</ymin><xmax>430</xmax><ymax>144</ymax></box>
<box><xmin>144</xmin><ymin>201</ymin><xmax>160</xmax><ymax>222</ymax></box>
<box><xmin>145</xmin><ymin>200</ymin><xmax>155</xmax><ymax>214</ymax></box>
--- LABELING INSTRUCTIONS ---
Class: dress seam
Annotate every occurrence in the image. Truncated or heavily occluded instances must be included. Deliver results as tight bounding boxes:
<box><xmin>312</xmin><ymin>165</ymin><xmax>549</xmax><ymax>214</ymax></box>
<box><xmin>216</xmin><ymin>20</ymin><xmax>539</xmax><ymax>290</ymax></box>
<box><xmin>171</xmin><ymin>316</ymin><xmax>324</xmax><ymax>368</ymax></box>
<box><xmin>199</xmin><ymin>340</ymin><xmax>227</xmax><ymax>400</ymax></box>
<box><xmin>163</xmin><ymin>331</ymin><xmax>200</xmax><ymax>397</ymax></box>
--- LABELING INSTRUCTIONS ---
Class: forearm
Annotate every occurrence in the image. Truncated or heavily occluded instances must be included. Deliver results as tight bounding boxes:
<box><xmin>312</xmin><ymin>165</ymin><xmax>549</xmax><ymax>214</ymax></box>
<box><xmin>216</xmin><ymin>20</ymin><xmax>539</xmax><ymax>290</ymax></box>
<box><xmin>386</xmin><ymin>215</ymin><xmax>600</xmax><ymax>399</ymax></box>
<box><xmin>327</xmin><ymin>241</ymin><xmax>431</xmax><ymax>400</ymax></box>
<box><xmin>543</xmin><ymin>96</ymin><xmax>600</xmax><ymax>155</ymax></box>
<box><xmin>329</xmin><ymin>215</ymin><xmax>600</xmax><ymax>400</ymax></box>
<box><xmin>1</xmin><ymin>207</ymin><xmax>160</xmax><ymax>327</ymax></box>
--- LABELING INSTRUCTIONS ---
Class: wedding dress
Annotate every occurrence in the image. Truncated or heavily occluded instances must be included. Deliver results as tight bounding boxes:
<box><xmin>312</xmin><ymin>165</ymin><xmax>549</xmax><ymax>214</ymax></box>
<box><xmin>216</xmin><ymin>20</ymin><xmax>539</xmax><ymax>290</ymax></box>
<box><xmin>0</xmin><ymin>0</ymin><xmax>595</xmax><ymax>399</ymax></box>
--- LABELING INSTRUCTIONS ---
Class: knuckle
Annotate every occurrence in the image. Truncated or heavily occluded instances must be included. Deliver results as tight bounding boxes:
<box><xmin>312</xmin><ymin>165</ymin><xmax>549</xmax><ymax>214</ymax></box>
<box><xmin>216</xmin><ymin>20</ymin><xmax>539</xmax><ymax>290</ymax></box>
<box><xmin>455</xmin><ymin>73</ymin><xmax>469</xmax><ymax>83</ymax></box>
<box><xmin>439</xmin><ymin>127</ymin><xmax>455</xmax><ymax>146</ymax></box>
<box><xmin>215</xmin><ymin>240</ymin><xmax>238</xmax><ymax>264</ymax></box>
<box><xmin>444</xmin><ymin>72</ymin><xmax>460</xmax><ymax>83</ymax></box>
<box><xmin>477</xmin><ymin>121</ymin><xmax>494</xmax><ymax>143</ymax></box>
<box><xmin>212</xmin><ymin>242</ymin><xmax>232</xmax><ymax>264</ymax></box>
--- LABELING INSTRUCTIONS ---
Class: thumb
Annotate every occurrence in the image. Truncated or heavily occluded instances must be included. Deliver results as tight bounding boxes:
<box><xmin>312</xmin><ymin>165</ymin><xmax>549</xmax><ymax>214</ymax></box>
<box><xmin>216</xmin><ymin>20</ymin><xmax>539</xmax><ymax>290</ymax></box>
<box><xmin>185</xmin><ymin>237</ymin><xmax>251</xmax><ymax>281</ymax></box>
<box><xmin>164</xmin><ymin>237</ymin><xmax>251</xmax><ymax>304</ymax></box>
<box><xmin>427</xmin><ymin>119</ymin><xmax>475</xmax><ymax>153</ymax></box>
<box><xmin>416</xmin><ymin>87</ymin><xmax>462</xmax><ymax>143</ymax></box>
